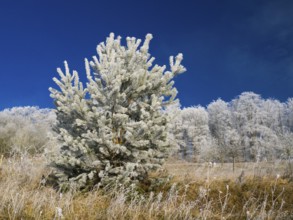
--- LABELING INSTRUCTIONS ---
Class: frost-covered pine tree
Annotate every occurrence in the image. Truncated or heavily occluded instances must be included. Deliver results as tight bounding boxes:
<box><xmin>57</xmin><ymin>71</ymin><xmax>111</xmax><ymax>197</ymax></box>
<box><xmin>49</xmin><ymin>33</ymin><xmax>186</xmax><ymax>190</ymax></box>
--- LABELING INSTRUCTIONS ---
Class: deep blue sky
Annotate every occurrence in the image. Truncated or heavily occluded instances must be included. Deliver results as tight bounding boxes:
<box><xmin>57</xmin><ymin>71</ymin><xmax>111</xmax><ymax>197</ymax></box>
<box><xmin>0</xmin><ymin>0</ymin><xmax>293</xmax><ymax>110</ymax></box>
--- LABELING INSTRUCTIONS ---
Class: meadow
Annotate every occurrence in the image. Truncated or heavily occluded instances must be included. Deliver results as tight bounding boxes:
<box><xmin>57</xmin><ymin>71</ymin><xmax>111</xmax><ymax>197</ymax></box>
<box><xmin>0</xmin><ymin>153</ymin><xmax>292</xmax><ymax>220</ymax></box>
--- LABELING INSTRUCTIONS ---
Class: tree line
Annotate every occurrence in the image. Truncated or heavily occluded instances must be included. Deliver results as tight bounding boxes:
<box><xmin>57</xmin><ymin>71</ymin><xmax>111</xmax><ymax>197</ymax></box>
<box><xmin>167</xmin><ymin>92</ymin><xmax>293</xmax><ymax>164</ymax></box>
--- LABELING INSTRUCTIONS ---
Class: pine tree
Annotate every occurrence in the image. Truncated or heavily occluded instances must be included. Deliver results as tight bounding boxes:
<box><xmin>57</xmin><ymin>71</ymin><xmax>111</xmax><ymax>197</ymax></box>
<box><xmin>49</xmin><ymin>33</ymin><xmax>186</xmax><ymax>190</ymax></box>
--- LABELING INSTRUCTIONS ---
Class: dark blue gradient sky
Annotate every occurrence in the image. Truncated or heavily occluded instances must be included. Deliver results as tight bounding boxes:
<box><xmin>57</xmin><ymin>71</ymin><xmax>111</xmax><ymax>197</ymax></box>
<box><xmin>0</xmin><ymin>0</ymin><xmax>293</xmax><ymax>109</ymax></box>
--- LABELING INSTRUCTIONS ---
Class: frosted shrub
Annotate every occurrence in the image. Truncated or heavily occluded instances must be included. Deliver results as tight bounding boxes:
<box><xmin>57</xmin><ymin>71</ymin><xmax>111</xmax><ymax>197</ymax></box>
<box><xmin>0</xmin><ymin>106</ymin><xmax>56</xmax><ymax>156</ymax></box>
<box><xmin>49</xmin><ymin>33</ymin><xmax>186</xmax><ymax>191</ymax></box>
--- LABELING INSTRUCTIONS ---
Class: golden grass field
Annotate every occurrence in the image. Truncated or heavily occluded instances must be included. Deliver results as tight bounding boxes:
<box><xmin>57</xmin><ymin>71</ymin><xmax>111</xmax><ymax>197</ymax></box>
<box><xmin>0</xmin><ymin>155</ymin><xmax>293</xmax><ymax>219</ymax></box>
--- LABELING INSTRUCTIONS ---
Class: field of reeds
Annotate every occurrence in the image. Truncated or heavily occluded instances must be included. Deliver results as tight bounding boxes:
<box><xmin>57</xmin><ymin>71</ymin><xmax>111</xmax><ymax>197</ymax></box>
<box><xmin>0</xmin><ymin>154</ymin><xmax>293</xmax><ymax>220</ymax></box>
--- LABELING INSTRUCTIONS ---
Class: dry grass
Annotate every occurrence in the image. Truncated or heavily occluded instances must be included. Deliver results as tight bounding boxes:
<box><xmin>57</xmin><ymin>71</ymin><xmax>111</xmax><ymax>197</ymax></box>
<box><xmin>0</xmin><ymin>155</ymin><xmax>293</xmax><ymax>219</ymax></box>
<box><xmin>164</xmin><ymin>159</ymin><xmax>287</xmax><ymax>182</ymax></box>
